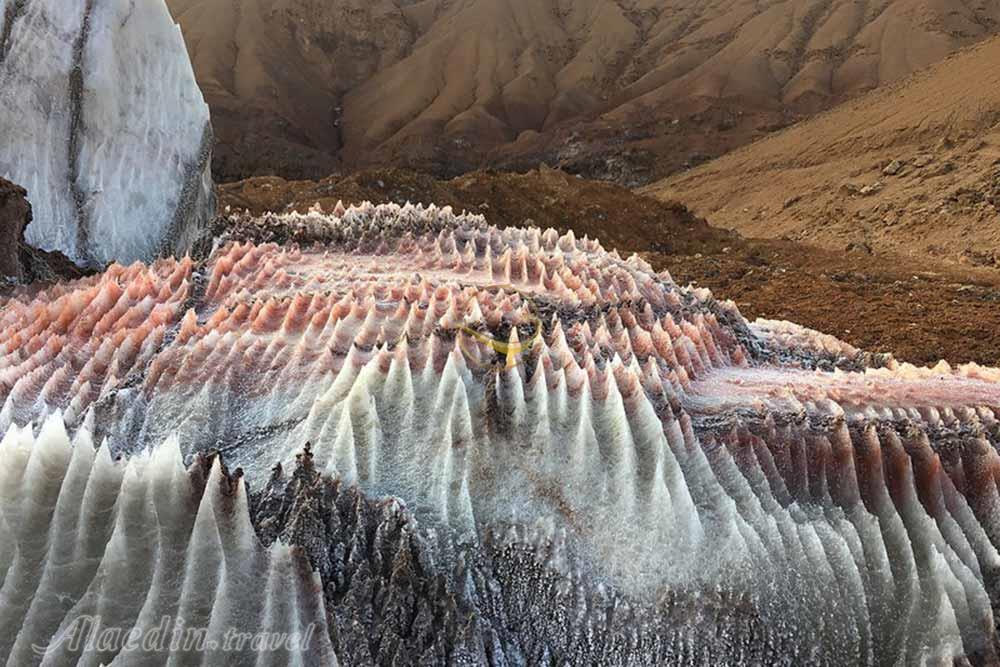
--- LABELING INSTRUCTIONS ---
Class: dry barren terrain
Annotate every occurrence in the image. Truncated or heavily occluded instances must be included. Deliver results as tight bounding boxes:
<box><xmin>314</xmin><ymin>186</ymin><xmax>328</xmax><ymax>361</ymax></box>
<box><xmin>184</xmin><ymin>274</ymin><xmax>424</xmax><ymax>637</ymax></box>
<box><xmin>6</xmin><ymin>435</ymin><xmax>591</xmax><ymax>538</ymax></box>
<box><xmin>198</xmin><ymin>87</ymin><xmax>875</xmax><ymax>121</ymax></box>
<box><xmin>649</xmin><ymin>35</ymin><xmax>1000</xmax><ymax>266</ymax></box>
<box><xmin>169</xmin><ymin>0</ymin><xmax>1000</xmax><ymax>183</ymax></box>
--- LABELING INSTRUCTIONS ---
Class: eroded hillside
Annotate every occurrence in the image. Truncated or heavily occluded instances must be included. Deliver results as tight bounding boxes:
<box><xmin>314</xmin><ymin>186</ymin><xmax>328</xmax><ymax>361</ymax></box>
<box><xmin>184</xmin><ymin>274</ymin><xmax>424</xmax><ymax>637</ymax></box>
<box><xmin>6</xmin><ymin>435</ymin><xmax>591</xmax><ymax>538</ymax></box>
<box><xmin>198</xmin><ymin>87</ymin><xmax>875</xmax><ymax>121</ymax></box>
<box><xmin>168</xmin><ymin>0</ymin><xmax>1000</xmax><ymax>182</ymax></box>
<box><xmin>647</xmin><ymin>36</ymin><xmax>1000</xmax><ymax>265</ymax></box>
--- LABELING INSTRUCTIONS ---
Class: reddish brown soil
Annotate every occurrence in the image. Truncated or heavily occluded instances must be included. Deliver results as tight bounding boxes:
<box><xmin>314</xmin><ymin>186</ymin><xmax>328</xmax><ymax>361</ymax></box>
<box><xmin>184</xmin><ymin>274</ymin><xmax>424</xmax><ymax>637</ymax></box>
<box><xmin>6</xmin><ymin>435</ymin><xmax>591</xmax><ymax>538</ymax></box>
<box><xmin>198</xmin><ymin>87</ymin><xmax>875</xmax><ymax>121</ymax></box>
<box><xmin>0</xmin><ymin>178</ymin><xmax>86</xmax><ymax>289</ymax></box>
<box><xmin>658</xmin><ymin>242</ymin><xmax>1000</xmax><ymax>367</ymax></box>
<box><xmin>219</xmin><ymin>168</ymin><xmax>1000</xmax><ymax>367</ymax></box>
<box><xmin>649</xmin><ymin>37</ymin><xmax>1000</xmax><ymax>266</ymax></box>
<box><xmin>0</xmin><ymin>178</ymin><xmax>30</xmax><ymax>281</ymax></box>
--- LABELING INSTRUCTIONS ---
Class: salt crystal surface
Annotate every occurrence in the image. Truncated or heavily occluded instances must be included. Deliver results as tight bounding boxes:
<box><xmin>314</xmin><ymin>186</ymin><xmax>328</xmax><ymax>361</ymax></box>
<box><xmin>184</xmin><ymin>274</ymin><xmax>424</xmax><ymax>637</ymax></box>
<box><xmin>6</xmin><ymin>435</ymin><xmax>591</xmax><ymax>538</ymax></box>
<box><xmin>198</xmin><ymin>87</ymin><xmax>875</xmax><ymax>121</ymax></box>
<box><xmin>0</xmin><ymin>0</ymin><xmax>213</xmax><ymax>267</ymax></box>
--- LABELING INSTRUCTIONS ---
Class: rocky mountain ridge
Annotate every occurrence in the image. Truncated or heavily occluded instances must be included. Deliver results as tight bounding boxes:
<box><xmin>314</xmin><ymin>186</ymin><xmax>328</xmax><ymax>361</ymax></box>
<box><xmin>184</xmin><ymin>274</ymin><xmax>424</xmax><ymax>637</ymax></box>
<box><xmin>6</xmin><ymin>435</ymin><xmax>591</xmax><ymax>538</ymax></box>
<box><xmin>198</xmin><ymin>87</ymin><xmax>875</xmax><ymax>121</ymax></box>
<box><xmin>167</xmin><ymin>0</ymin><xmax>1000</xmax><ymax>183</ymax></box>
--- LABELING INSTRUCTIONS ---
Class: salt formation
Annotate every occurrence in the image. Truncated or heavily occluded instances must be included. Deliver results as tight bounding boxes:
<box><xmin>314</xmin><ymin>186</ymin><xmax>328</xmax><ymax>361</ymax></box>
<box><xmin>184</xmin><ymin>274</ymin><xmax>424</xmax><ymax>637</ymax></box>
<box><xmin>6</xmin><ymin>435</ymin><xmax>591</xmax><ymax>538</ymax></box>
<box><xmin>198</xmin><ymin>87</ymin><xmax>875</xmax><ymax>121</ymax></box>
<box><xmin>0</xmin><ymin>0</ymin><xmax>214</xmax><ymax>268</ymax></box>
<box><xmin>0</xmin><ymin>416</ymin><xmax>336</xmax><ymax>666</ymax></box>
<box><xmin>2</xmin><ymin>202</ymin><xmax>1000</xmax><ymax>663</ymax></box>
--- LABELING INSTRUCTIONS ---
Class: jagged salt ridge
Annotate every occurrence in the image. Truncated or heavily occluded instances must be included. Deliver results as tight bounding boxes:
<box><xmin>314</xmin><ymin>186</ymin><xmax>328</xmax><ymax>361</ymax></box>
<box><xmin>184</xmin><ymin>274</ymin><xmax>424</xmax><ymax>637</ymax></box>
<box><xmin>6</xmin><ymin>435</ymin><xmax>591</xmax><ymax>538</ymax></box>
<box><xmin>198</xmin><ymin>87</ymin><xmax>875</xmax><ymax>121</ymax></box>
<box><xmin>0</xmin><ymin>419</ymin><xmax>822</xmax><ymax>666</ymax></box>
<box><xmin>0</xmin><ymin>0</ymin><xmax>214</xmax><ymax>267</ymax></box>
<box><xmin>0</xmin><ymin>415</ymin><xmax>337</xmax><ymax>666</ymax></box>
<box><xmin>2</xmin><ymin>202</ymin><xmax>1000</xmax><ymax>663</ymax></box>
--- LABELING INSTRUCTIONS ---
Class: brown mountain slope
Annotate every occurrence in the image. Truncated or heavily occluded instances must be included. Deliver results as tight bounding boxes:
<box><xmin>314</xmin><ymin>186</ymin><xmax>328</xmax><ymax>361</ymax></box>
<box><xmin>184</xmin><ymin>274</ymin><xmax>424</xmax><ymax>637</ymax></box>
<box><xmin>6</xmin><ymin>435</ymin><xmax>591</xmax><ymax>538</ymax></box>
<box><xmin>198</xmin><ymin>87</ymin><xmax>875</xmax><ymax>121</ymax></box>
<box><xmin>646</xmin><ymin>35</ymin><xmax>1000</xmax><ymax>265</ymax></box>
<box><xmin>168</xmin><ymin>0</ymin><xmax>1000</xmax><ymax>183</ymax></box>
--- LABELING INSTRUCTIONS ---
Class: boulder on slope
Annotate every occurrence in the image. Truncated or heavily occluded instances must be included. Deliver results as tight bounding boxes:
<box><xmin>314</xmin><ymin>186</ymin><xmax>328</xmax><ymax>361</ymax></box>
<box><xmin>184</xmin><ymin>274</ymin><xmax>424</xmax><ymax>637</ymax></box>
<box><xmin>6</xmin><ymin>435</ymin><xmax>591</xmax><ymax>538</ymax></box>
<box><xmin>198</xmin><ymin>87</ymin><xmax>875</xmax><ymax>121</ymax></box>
<box><xmin>0</xmin><ymin>177</ymin><xmax>30</xmax><ymax>282</ymax></box>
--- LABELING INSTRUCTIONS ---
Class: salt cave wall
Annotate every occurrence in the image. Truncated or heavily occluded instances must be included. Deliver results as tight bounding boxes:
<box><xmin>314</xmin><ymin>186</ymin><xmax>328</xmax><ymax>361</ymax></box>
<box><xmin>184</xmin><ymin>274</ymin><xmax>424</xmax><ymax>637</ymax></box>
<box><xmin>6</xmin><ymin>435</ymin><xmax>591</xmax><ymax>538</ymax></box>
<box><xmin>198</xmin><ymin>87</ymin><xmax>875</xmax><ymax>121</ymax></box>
<box><xmin>0</xmin><ymin>0</ymin><xmax>214</xmax><ymax>268</ymax></box>
<box><xmin>2</xmin><ymin>204</ymin><xmax>1000</xmax><ymax>664</ymax></box>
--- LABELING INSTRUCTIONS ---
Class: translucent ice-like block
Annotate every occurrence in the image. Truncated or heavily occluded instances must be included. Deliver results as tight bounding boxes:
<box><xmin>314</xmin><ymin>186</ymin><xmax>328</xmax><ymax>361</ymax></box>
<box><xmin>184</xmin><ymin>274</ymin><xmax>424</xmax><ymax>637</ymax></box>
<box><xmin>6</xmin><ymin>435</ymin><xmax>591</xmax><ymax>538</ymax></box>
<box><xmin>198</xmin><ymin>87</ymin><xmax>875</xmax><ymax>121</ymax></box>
<box><xmin>0</xmin><ymin>0</ymin><xmax>213</xmax><ymax>268</ymax></box>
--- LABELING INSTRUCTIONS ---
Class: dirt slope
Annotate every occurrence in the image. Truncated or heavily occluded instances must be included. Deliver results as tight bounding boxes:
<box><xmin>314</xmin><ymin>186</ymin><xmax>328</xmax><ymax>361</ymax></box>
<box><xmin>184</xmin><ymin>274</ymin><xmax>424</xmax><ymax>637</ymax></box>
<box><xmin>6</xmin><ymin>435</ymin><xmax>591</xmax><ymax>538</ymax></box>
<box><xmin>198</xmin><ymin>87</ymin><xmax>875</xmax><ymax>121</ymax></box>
<box><xmin>219</xmin><ymin>168</ymin><xmax>1000</xmax><ymax>366</ymax></box>
<box><xmin>168</xmin><ymin>0</ymin><xmax>1000</xmax><ymax>183</ymax></box>
<box><xmin>647</xmin><ymin>35</ymin><xmax>1000</xmax><ymax>265</ymax></box>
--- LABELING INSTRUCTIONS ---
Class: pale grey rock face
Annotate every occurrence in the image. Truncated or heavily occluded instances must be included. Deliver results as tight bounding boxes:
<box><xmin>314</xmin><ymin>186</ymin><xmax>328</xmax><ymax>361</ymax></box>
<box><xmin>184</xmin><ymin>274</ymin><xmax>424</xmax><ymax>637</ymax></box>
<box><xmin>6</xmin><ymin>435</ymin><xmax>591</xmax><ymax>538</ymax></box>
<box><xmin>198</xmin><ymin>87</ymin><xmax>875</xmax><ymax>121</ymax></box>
<box><xmin>0</xmin><ymin>0</ymin><xmax>214</xmax><ymax>268</ymax></box>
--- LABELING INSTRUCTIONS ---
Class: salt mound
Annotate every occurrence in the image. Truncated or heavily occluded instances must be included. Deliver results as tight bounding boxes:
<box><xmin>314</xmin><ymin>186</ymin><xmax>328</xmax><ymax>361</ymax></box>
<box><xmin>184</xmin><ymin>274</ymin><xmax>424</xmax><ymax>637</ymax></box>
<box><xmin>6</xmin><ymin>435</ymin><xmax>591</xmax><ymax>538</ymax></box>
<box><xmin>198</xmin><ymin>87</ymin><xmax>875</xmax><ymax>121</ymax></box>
<box><xmin>2</xmin><ymin>203</ymin><xmax>1000</xmax><ymax>663</ymax></box>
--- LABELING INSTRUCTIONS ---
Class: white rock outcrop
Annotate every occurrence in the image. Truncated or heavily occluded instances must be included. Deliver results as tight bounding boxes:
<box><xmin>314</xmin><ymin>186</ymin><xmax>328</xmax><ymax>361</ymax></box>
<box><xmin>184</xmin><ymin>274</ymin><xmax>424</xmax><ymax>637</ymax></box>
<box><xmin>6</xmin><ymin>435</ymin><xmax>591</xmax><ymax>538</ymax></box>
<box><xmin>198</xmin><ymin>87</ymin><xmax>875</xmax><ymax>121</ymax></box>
<box><xmin>0</xmin><ymin>0</ymin><xmax>214</xmax><ymax>267</ymax></box>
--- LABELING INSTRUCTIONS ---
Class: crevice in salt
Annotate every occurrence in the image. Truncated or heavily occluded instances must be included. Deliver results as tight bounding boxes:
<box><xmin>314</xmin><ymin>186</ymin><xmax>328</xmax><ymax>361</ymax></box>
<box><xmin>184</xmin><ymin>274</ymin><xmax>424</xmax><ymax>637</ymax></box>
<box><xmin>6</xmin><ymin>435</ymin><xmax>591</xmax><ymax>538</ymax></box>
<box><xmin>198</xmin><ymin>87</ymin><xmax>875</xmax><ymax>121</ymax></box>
<box><xmin>67</xmin><ymin>0</ymin><xmax>96</xmax><ymax>267</ymax></box>
<box><xmin>161</xmin><ymin>122</ymin><xmax>216</xmax><ymax>259</ymax></box>
<box><xmin>0</xmin><ymin>0</ymin><xmax>28</xmax><ymax>65</ymax></box>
